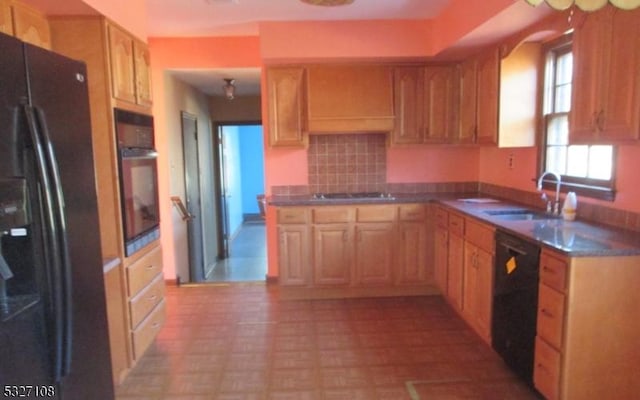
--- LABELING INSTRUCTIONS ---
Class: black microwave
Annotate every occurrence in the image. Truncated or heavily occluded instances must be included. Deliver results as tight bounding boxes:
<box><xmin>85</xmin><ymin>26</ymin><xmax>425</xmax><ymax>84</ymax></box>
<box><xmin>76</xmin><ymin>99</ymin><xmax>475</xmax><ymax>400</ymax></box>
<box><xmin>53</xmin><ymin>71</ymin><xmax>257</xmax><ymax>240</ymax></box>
<box><xmin>114</xmin><ymin>109</ymin><xmax>160</xmax><ymax>256</ymax></box>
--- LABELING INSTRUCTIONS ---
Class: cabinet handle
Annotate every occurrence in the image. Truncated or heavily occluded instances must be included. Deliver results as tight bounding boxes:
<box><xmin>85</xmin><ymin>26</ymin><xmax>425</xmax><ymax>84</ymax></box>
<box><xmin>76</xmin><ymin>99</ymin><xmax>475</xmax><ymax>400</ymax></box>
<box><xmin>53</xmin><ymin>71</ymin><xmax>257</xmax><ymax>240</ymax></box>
<box><xmin>596</xmin><ymin>109</ymin><xmax>605</xmax><ymax>132</ymax></box>
<box><xmin>541</xmin><ymin>308</ymin><xmax>554</xmax><ymax>318</ymax></box>
<box><xmin>542</xmin><ymin>265</ymin><xmax>555</xmax><ymax>274</ymax></box>
<box><xmin>145</xmin><ymin>264</ymin><xmax>155</xmax><ymax>270</ymax></box>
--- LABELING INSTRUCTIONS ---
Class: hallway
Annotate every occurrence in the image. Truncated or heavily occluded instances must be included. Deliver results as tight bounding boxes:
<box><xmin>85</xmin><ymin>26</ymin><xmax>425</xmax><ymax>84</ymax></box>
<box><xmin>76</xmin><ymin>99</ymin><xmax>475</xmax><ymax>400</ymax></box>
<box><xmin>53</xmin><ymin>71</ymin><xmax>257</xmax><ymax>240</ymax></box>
<box><xmin>115</xmin><ymin>284</ymin><xmax>540</xmax><ymax>399</ymax></box>
<box><xmin>206</xmin><ymin>220</ymin><xmax>267</xmax><ymax>282</ymax></box>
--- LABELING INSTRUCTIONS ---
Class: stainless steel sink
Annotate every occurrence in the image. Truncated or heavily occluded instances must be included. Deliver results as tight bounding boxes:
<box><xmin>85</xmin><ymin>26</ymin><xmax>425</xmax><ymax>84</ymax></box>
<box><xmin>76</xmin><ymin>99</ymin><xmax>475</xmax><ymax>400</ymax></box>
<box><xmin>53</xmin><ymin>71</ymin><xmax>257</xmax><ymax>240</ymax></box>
<box><xmin>483</xmin><ymin>209</ymin><xmax>556</xmax><ymax>221</ymax></box>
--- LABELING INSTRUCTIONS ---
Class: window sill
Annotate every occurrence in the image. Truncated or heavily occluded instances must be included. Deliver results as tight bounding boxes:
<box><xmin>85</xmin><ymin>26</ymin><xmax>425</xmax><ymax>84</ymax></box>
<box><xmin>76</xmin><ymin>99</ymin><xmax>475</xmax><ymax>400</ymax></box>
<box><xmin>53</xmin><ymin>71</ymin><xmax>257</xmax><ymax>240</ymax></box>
<box><xmin>539</xmin><ymin>180</ymin><xmax>615</xmax><ymax>202</ymax></box>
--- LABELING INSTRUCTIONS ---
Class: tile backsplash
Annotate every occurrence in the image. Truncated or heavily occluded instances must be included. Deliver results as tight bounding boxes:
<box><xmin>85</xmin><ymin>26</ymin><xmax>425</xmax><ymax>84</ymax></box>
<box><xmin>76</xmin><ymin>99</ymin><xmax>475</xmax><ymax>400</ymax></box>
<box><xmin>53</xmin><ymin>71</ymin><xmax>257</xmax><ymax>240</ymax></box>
<box><xmin>308</xmin><ymin>134</ymin><xmax>387</xmax><ymax>194</ymax></box>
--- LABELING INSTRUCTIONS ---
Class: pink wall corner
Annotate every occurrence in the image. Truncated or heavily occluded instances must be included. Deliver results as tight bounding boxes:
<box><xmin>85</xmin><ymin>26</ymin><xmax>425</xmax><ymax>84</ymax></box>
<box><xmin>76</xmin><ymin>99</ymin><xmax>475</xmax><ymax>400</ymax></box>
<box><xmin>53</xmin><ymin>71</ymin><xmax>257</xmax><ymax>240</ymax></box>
<box><xmin>83</xmin><ymin>0</ymin><xmax>147</xmax><ymax>40</ymax></box>
<box><xmin>387</xmin><ymin>146</ymin><xmax>481</xmax><ymax>183</ymax></box>
<box><xmin>430</xmin><ymin>0</ymin><xmax>515</xmax><ymax>55</ymax></box>
<box><xmin>259</xmin><ymin>19</ymin><xmax>433</xmax><ymax>62</ymax></box>
<box><xmin>148</xmin><ymin>36</ymin><xmax>262</xmax><ymax>68</ymax></box>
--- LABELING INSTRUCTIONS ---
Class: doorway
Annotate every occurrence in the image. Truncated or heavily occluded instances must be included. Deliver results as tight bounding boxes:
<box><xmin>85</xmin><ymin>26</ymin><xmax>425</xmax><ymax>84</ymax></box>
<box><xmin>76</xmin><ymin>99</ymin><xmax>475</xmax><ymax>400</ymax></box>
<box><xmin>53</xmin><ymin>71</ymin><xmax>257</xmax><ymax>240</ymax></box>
<box><xmin>207</xmin><ymin>123</ymin><xmax>266</xmax><ymax>282</ymax></box>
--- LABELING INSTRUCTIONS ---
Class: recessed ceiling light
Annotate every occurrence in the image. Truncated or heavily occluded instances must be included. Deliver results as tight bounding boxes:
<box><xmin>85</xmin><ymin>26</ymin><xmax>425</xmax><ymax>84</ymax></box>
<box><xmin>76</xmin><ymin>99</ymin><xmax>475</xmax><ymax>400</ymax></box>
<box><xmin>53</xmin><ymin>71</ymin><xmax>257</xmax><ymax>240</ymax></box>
<box><xmin>299</xmin><ymin>0</ymin><xmax>355</xmax><ymax>6</ymax></box>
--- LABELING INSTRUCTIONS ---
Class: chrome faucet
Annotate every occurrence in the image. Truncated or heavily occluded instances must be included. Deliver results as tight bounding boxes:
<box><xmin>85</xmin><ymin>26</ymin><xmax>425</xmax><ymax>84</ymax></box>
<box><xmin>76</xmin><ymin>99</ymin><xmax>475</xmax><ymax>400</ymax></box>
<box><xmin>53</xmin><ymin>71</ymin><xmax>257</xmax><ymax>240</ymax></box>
<box><xmin>537</xmin><ymin>171</ymin><xmax>562</xmax><ymax>215</ymax></box>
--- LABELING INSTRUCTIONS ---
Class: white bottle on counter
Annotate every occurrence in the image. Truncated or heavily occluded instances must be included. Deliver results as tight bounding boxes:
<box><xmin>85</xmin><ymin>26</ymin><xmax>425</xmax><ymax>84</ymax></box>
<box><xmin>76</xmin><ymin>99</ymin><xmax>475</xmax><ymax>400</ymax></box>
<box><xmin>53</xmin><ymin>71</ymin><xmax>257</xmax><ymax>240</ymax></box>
<box><xmin>562</xmin><ymin>192</ymin><xmax>577</xmax><ymax>221</ymax></box>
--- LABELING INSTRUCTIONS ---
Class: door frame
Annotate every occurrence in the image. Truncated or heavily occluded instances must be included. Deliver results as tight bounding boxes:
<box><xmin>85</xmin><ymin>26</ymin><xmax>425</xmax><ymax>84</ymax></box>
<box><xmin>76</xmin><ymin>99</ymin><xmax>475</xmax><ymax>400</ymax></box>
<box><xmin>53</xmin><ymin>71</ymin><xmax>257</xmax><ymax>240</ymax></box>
<box><xmin>212</xmin><ymin>120</ymin><xmax>262</xmax><ymax>260</ymax></box>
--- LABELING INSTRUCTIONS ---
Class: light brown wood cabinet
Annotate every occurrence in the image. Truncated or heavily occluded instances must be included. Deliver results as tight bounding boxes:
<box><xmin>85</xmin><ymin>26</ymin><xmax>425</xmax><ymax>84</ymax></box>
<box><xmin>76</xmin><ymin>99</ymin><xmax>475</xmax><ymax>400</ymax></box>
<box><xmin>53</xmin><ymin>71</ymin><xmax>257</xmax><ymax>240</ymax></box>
<box><xmin>462</xmin><ymin>219</ymin><xmax>494</xmax><ymax>343</ymax></box>
<box><xmin>107</xmin><ymin>23</ymin><xmax>152</xmax><ymax>108</ymax></box>
<box><xmin>1</xmin><ymin>0</ymin><xmax>50</xmax><ymax>49</ymax></box>
<box><xmin>267</xmin><ymin>67</ymin><xmax>307</xmax><ymax>147</ymax></box>
<box><xmin>570</xmin><ymin>6</ymin><xmax>640</xmax><ymax>144</ymax></box>
<box><xmin>0</xmin><ymin>0</ymin><xmax>13</xmax><ymax>35</ymax></box>
<box><xmin>438</xmin><ymin>206</ymin><xmax>495</xmax><ymax>343</ymax></box>
<box><xmin>533</xmin><ymin>249</ymin><xmax>640</xmax><ymax>399</ymax></box>
<box><xmin>125</xmin><ymin>244</ymin><xmax>165</xmax><ymax>361</ymax></box>
<box><xmin>397</xmin><ymin>204</ymin><xmax>431</xmax><ymax>285</ymax></box>
<box><xmin>103</xmin><ymin>259</ymin><xmax>129</xmax><ymax>385</ymax></box>
<box><xmin>392</xmin><ymin>66</ymin><xmax>458</xmax><ymax>145</ymax></box>
<box><xmin>475</xmin><ymin>48</ymin><xmax>500</xmax><ymax>145</ymax></box>
<box><xmin>457</xmin><ymin>59</ymin><xmax>478</xmax><ymax>144</ymax></box>
<box><xmin>277</xmin><ymin>204</ymin><xmax>434</xmax><ymax>293</ymax></box>
<box><xmin>277</xmin><ymin>208</ymin><xmax>310</xmax><ymax>285</ymax></box>
<box><xmin>307</xmin><ymin>65</ymin><xmax>395</xmax><ymax>133</ymax></box>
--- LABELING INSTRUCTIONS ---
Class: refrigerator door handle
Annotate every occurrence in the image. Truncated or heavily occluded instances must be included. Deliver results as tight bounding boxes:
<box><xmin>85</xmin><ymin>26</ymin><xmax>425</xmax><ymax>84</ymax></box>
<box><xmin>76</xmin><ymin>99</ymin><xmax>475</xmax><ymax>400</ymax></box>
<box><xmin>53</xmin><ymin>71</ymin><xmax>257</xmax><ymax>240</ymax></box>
<box><xmin>23</xmin><ymin>104</ymin><xmax>73</xmax><ymax>382</ymax></box>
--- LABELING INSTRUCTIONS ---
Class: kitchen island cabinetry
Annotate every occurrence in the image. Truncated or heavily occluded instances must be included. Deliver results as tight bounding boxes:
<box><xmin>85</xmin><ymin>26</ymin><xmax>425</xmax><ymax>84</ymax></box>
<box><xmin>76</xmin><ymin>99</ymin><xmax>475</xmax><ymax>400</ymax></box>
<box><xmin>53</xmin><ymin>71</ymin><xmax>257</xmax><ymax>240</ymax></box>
<box><xmin>570</xmin><ymin>6</ymin><xmax>640</xmax><ymax>144</ymax></box>
<box><xmin>306</xmin><ymin>65</ymin><xmax>395</xmax><ymax>133</ymax></box>
<box><xmin>267</xmin><ymin>67</ymin><xmax>307</xmax><ymax>147</ymax></box>
<box><xmin>533</xmin><ymin>249</ymin><xmax>640</xmax><ymax>399</ymax></box>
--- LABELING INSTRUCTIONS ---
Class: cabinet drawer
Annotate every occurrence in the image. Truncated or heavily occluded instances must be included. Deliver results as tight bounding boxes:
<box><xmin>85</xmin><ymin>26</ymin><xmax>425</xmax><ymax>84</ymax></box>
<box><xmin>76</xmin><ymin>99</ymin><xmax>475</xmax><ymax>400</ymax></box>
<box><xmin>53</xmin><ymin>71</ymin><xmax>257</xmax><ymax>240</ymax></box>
<box><xmin>399</xmin><ymin>204</ymin><xmax>426</xmax><ymax>221</ymax></box>
<box><xmin>357</xmin><ymin>205</ymin><xmax>396</xmax><ymax>222</ymax></box>
<box><xmin>435</xmin><ymin>207</ymin><xmax>448</xmax><ymax>228</ymax></box>
<box><xmin>448</xmin><ymin>213</ymin><xmax>464</xmax><ymax>236</ymax></box>
<box><xmin>534</xmin><ymin>337</ymin><xmax>561</xmax><ymax>400</ymax></box>
<box><xmin>312</xmin><ymin>207</ymin><xmax>354</xmax><ymax>223</ymax></box>
<box><xmin>132</xmin><ymin>299</ymin><xmax>166</xmax><ymax>360</ymax></box>
<box><xmin>277</xmin><ymin>207</ymin><xmax>308</xmax><ymax>224</ymax></box>
<box><xmin>540</xmin><ymin>251</ymin><xmax>567</xmax><ymax>292</ymax></box>
<box><xmin>537</xmin><ymin>283</ymin><xmax>565</xmax><ymax>349</ymax></box>
<box><xmin>129</xmin><ymin>273</ymin><xmax>165</xmax><ymax>328</ymax></box>
<box><xmin>127</xmin><ymin>245</ymin><xmax>163</xmax><ymax>297</ymax></box>
<box><xmin>464</xmin><ymin>219</ymin><xmax>495</xmax><ymax>253</ymax></box>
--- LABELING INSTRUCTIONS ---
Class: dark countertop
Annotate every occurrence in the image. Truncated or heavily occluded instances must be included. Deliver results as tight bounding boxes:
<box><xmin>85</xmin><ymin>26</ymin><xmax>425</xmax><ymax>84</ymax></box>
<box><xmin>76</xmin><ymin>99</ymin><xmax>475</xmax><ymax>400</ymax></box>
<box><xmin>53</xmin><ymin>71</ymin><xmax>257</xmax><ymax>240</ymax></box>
<box><xmin>269</xmin><ymin>193</ymin><xmax>640</xmax><ymax>257</ymax></box>
<box><xmin>440</xmin><ymin>199</ymin><xmax>640</xmax><ymax>257</ymax></box>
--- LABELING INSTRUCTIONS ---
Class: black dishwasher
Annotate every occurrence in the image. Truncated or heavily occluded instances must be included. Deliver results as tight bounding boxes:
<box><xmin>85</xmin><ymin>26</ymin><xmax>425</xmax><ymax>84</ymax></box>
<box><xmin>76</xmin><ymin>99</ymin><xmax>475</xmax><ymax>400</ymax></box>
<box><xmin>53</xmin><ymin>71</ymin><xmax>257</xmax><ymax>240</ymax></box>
<box><xmin>492</xmin><ymin>230</ymin><xmax>541</xmax><ymax>385</ymax></box>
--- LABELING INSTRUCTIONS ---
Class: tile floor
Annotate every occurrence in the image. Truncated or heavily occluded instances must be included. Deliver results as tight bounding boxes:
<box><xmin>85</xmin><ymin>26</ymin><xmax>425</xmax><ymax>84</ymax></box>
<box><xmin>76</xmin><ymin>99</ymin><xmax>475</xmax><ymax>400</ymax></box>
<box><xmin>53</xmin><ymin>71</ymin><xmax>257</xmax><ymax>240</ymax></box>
<box><xmin>206</xmin><ymin>221</ymin><xmax>267</xmax><ymax>282</ymax></box>
<box><xmin>116</xmin><ymin>284</ymin><xmax>541</xmax><ymax>399</ymax></box>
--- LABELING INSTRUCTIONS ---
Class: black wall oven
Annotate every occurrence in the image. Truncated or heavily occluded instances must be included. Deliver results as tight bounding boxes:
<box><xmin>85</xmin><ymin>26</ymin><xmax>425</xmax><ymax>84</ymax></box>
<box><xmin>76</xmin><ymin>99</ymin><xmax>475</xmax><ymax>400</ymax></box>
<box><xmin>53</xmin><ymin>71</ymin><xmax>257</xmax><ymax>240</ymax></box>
<box><xmin>114</xmin><ymin>109</ymin><xmax>160</xmax><ymax>256</ymax></box>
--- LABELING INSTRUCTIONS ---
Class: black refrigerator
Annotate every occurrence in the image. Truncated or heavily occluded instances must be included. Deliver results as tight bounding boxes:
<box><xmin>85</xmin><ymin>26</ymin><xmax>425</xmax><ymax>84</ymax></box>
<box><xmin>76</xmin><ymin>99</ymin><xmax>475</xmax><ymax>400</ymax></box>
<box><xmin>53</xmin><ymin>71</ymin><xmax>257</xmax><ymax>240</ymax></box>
<box><xmin>0</xmin><ymin>32</ymin><xmax>114</xmax><ymax>399</ymax></box>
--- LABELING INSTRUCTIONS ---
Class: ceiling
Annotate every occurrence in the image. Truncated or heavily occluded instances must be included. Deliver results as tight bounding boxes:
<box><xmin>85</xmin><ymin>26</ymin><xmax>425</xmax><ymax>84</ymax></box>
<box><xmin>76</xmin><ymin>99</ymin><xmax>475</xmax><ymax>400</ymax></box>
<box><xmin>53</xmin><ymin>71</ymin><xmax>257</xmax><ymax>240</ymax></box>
<box><xmin>24</xmin><ymin>0</ymin><xmax>556</xmax><ymax>98</ymax></box>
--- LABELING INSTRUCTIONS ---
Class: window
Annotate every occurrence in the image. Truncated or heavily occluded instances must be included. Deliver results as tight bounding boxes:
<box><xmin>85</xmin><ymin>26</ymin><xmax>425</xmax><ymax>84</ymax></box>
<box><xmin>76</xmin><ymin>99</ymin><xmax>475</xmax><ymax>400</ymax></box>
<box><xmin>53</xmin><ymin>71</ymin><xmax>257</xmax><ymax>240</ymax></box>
<box><xmin>541</xmin><ymin>36</ymin><xmax>615</xmax><ymax>200</ymax></box>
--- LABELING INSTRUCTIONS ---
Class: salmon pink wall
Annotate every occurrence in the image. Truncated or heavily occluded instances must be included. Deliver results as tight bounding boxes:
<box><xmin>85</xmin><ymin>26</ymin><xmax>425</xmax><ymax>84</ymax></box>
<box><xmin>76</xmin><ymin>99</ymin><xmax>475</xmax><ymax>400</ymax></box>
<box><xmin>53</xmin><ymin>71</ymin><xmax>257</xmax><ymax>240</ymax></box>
<box><xmin>83</xmin><ymin>0</ymin><xmax>147</xmax><ymax>40</ymax></box>
<box><xmin>149</xmin><ymin>36</ymin><xmax>262</xmax><ymax>68</ymax></box>
<box><xmin>259</xmin><ymin>20</ymin><xmax>432</xmax><ymax>62</ymax></box>
<box><xmin>479</xmin><ymin>145</ymin><xmax>640</xmax><ymax>214</ymax></box>
<box><xmin>387</xmin><ymin>147</ymin><xmax>480</xmax><ymax>182</ymax></box>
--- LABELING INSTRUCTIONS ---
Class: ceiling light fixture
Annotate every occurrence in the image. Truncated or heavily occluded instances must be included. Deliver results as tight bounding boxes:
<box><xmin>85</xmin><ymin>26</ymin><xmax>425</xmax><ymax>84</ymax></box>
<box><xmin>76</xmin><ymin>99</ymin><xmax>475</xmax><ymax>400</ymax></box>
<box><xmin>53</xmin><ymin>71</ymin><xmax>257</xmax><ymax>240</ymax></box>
<box><xmin>524</xmin><ymin>0</ymin><xmax>640</xmax><ymax>11</ymax></box>
<box><xmin>222</xmin><ymin>78</ymin><xmax>236</xmax><ymax>100</ymax></box>
<box><xmin>299</xmin><ymin>0</ymin><xmax>354</xmax><ymax>6</ymax></box>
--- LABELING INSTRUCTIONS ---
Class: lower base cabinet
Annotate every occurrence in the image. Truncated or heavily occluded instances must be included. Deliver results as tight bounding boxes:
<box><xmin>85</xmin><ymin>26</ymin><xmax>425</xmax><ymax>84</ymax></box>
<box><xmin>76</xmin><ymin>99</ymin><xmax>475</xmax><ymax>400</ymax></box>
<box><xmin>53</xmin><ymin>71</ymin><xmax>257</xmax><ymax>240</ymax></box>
<box><xmin>277</xmin><ymin>203</ymin><xmax>434</xmax><ymax>292</ymax></box>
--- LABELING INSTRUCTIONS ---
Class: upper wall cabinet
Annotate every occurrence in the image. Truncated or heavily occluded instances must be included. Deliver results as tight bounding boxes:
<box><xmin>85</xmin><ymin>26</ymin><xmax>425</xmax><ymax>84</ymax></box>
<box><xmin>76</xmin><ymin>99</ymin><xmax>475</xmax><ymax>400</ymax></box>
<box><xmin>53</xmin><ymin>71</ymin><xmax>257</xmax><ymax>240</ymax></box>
<box><xmin>392</xmin><ymin>66</ymin><xmax>458</xmax><ymax>145</ymax></box>
<box><xmin>457</xmin><ymin>58</ymin><xmax>478</xmax><ymax>144</ymax></box>
<box><xmin>475</xmin><ymin>48</ymin><xmax>500</xmax><ymax>145</ymax></box>
<box><xmin>267</xmin><ymin>67</ymin><xmax>307</xmax><ymax>147</ymax></box>
<box><xmin>107</xmin><ymin>23</ymin><xmax>152</xmax><ymax>108</ymax></box>
<box><xmin>3</xmin><ymin>0</ymin><xmax>50</xmax><ymax>49</ymax></box>
<box><xmin>570</xmin><ymin>6</ymin><xmax>640</xmax><ymax>144</ymax></box>
<box><xmin>306</xmin><ymin>65</ymin><xmax>395</xmax><ymax>133</ymax></box>
<box><xmin>0</xmin><ymin>0</ymin><xmax>12</xmax><ymax>35</ymax></box>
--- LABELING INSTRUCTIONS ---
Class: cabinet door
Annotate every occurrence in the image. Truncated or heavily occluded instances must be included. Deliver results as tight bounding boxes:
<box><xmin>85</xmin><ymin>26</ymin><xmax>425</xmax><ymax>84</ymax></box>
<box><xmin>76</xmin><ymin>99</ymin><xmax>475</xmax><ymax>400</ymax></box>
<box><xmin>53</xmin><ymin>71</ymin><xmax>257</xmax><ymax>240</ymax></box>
<box><xmin>397</xmin><ymin>221</ymin><xmax>430</xmax><ymax>284</ymax></box>
<box><xmin>133</xmin><ymin>41</ymin><xmax>153</xmax><ymax>107</ymax></box>
<box><xmin>462</xmin><ymin>242</ymin><xmax>479</xmax><ymax>320</ymax></box>
<box><xmin>474</xmin><ymin>247</ymin><xmax>493</xmax><ymax>340</ymax></box>
<box><xmin>108</xmin><ymin>24</ymin><xmax>136</xmax><ymax>104</ymax></box>
<box><xmin>457</xmin><ymin>59</ymin><xmax>477</xmax><ymax>144</ymax></box>
<box><xmin>600</xmin><ymin>7</ymin><xmax>640</xmax><ymax>142</ymax></box>
<box><xmin>424</xmin><ymin>66</ymin><xmax>457</xmax><ymax>143</ymax></box>
<box><xmin>313</xmin><ymin>224</ymin><xmax>351</xmax><ymax>285</ymax></box>
<box><xmin>355</xmin><ymin>223</ymin><xmax>395</xmax><ymax>285</ymax></box>
<box><xmin>392</xmin><ymin>66</ymin><xmax>424</xmax><ymax>144</ymax></box>
<box><xmin>103</xmin><ymin>263</ymin><xmax>130</xmax><ymax>384</ymax></box>
<box><xmin>278</xmin><ymin>225</ymin><xmax>310</xmax><ymax>286</ymax></box>
<box><xmin>11</xmin><ymin>1</ymin><xmax>50</xmax><ymax>49</ymax></box>
<box><xmin>267</xmin><ymin>67</ymin><xmax>307</xmax><ymax>146</ymax></box>
<box><xmin>570</xmin><ymin>9</ymin><xmax>609</xmax><ymax>142</ymax></box>
<box><xmin>447</xmin><ymin>232</ymin><xmax>464</xmax><ymax>311</ymax></box>
<box><xmin>307</xmin><ymin>65</ymin><xmax>395</xmax><ymax>132</ymax></box>
<box><xmin>434</xmin><ymin>227</ymin><xmax>448</xmax><ymax>294</ymax></box>
<box><xmin>0</xmin><ymin>0</ymin><xmax>12</xmax><ymax>35</ymax></box>
<box><xmin>476</xmin><ymin>48</ymin><xmax>499</xmax><ymax>145</ymax></box>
